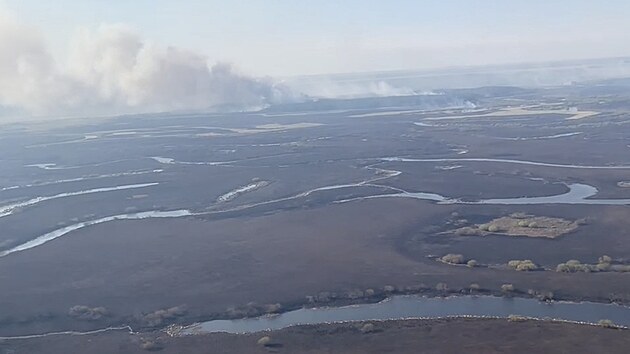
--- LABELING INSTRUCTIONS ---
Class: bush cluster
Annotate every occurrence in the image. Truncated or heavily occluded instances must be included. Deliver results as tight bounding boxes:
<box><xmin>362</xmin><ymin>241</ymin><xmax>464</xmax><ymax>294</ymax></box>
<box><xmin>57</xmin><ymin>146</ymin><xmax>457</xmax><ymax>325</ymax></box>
<box><xmin>143</xmin><ymin>305</ymin><xmax>187</xmax><ymax>327</ymax></box>
<box><xmin>436</xmin><ymin>282</ymin><xmax>449</xmax><ymax>291</ymax></box>
<box><xmin>508</xmin><ymin>314</ymin><xmax>528</xmax><ymax>322</ymax></box>
<box><xmin>598</xmin><ymin>319</ymin><xmax>617</xmax><ymax>329</ymax></box>
<box><xmin>556</xmin><ymin>260</ymin><xmax>595</xmax><ymax>273</ymax></box>
<box><xmin>140</xmin><ymin>339</ymin><xmax>164</xmax><ymax>351</ymax></box>
<box><xmin>360</xmin><ymin>323</ymin><xmax>376</xmax><ymax>333</ymax></box>
<box><xmin>508</xmin><ymin>259</ymin><xmax>539</xmax><ymax>271</ymax></box>
<box><xmin>556</xmin><ymin>256</ymin><xmax>628</xmax><ymax>273</ymax></box>
<box><xmin>68</xmin><ymin>305</ymin><xmax>108</xmax><ymax>321</ymax></box>
<box><xmin>501</xmin><ymin>284</ymin><xmax>515</xmax><ymax>293</ymax></box>
<box><xmin>527</xmin><ymin>289</ymin><xmax>554</xmax><ymax>301</ymax></box>
<box><xmin>440</xmin><ymin>253</ymin><xmax>465</xmax><ymax>264</ymax></box>
<box><xmin>516</xmin><ymin>220</ymin><xmax>538</xmax><ymax>228</ymax></box>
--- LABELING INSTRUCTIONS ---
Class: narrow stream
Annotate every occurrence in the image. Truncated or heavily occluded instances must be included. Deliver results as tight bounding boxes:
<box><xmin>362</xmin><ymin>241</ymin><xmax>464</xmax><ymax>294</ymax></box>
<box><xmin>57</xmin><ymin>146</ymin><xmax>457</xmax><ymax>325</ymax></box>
<box><xmin>0</xmin><ymin>210</ymin><xmax>193</xmax><ymax>257</ymax></box>
<box><xmin>0</xmin><ymin>183</ymin><xmax>160</xmax><ymax>218</ymax></box>
<box><xmin>381</xmin><ymin>157</ymin><xmax>630</xmax><ymax>169</ymax></box>
<box><xmin>184</xmin><ymin>295</ymin><xmax>630</xmax><ymax>334</ymax></box>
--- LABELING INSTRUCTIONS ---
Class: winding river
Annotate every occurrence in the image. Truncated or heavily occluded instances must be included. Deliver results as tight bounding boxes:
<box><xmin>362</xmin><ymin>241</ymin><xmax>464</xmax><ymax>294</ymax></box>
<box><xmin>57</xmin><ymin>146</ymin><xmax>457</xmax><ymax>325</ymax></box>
<box><xmin>3</xmin><ymin>182</ymin><xmax>630</xmax><ymax>258</ymax></box>
<box><xmin>184</xmin><ymin>295</ymin><xmax>630</xmax><ymax>334</ymax></box>
<box><xmin>336</xmin><ymin>183</ymin><xmax>630</xmax><ymax>205</ymax></box>
<box><xmin>4</xmin><ymin>156</ymin><xmax>630</xmax><ymax>258</ymax></box>
<box><xmin>2</xmin><ymin>156</ymin><xmax>630</xmax><ymax>338</ymax></box>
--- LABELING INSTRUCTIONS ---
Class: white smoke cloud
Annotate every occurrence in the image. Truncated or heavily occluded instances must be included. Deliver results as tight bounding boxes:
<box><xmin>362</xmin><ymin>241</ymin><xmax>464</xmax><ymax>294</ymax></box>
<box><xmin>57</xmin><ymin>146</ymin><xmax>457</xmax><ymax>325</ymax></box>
<box><xmin>0</xmin><ymin>12</ymin><xmax>300</xmax><ymax>119</ymax></box>
<box><xmin>287</xmin><ymin>79</ymin><xmax>418</xmax><ymax>99</ymax></box>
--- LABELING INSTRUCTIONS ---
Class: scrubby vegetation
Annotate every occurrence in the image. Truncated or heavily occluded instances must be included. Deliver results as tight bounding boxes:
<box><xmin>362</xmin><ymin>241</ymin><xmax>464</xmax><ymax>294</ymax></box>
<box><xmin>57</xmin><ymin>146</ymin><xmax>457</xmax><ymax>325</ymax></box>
<box><xmin>383</xmin><ymin>285</ymin><xmax>396</xmax><ymax>293</ymax></box>
<box><xmin>303</xmin><ymin>284</ymin><xmax>435</xmax><ymax>307</ymax></box>
<box><xmin>454</xmin><ymin>227</ymin><xmax>482</xmax><ymax>236</ymax></box>
<box><xmin>227</xmin><ymin>302</ymin><xmax>285</xmax><ymax>318</ymax></box>
<box><xmin>360</xmin><ymin>323</ymin><xmax>376</xmax><ymax>333</ymax></box>
<box><xmin>140</xmin><ymin>339</ymin><xmax>164</xmax><ymax>351</ymax></box>
<box><xmin>440</xmin><ymin>253</ymin><xmax>465</xmax><ymax>264</ymax></box>
<box><xmin>598</xmin><ymin>319</ymin><xmax>618</xmax><ymax>329</ymax></box>
<box><xmin>264</xmin><ymin>303</ymin><xmax>283</xmax><ymax>313</ymax></box>
<box><xmin>508</xmin><ymin>259</ymin><xmax>540</xmax><ymax>271</ymax></box>
<box><xmin>487</xmin><ymin>224</ymin><xmax>500</xmax><ymax>233</ymax></box>
<box><xmin>68</xmin><ymin>305</ymin><xmax>108</xmax><ymax>321</ymax></box>
<box><xmin>556</xmin><ymin>260</ymin><xmax>594</xmax><ymax>273</ymax></box>
<box><xmin>610</xmin><ymin>264</ymin><xmax>630</xmax><ymax>272</ymax></box>
<box><xmin>501</xmin><ymin>284</ymin><xmax>515</xmax><ymax>293</ymax></box>
<box><xmin>257</xmin><ymin>336</ymin><xmax>272</xmax><ymax>346</ymax></box>
<box><xmin>143</xmin><ymin>305</ymin><xmax>187</xmax><ymax>327</ymax></box>
<box><xmin>453</xmin><ymin>214</ymin><xmax>579</xmax><ymax>239</ymax></box>
<box><xmin>256</xmin><ymin>335</ymin><xmax>282</xmax><ymax>348</ymax></box>
<box><xmin>556</xmin><ymin>256</ymin><xmax>630</xmax><ymax>273</ymax></box>
<box><xmin>528</xmin><ymin>289</ymin><xmax>554</xmax><ymax>301</ymax></box>
<box><xmin>508</xmin><ymin>314</ymin><xmax>528</xmax><ymax>322</ymax></box>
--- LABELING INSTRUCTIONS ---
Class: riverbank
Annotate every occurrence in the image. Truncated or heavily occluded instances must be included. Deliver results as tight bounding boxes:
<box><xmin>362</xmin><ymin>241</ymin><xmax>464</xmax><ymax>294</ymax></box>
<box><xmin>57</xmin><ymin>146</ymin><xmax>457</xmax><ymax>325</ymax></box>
<box><xmin>165</xmin><ymin>283</ymin><xmax>630</xmax><ymax>336</ymax></box>
<box><xmin>2</xmin><ymin>317</ymin><xmax>628</xmax><ymax>354</ymax></box>
<box><xmin>178</xmin><ymin>294</ymin><xmax>630</xmax><ymax>335</ymax></box>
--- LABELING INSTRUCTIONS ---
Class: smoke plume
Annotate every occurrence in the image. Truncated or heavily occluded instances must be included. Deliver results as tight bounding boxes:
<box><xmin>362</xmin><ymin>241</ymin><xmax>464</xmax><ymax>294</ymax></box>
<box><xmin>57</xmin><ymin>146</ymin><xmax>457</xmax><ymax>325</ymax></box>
<box><xmin>0</xmin><ymin>12</ymin><xmax>299</xmax><ymax>119</ymax></box>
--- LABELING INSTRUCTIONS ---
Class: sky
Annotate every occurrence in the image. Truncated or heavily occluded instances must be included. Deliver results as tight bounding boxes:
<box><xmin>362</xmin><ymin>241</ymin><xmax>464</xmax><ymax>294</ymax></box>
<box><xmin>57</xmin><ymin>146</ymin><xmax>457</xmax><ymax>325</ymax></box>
<box><xmin>4</xmin><ymin>0</ymin><xmax>630</xmax><ymax>77</ymax></box>
<box><xmin>2</xmin><ymin>0</ymin><xmax>630</xmax><ymax>118</ymax></box>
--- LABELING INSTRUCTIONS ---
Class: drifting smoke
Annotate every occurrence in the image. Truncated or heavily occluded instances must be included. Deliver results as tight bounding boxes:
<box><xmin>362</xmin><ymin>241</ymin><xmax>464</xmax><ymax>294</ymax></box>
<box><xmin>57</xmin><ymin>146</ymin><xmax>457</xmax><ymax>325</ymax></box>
<box><xmin>288</xmin><ymin>79</ymin><xmax>421</xmax><ymax>99</ymax></box>
<box><xmin>0</xmin><ymin>12</ymin><xmax>301</xmax><ymax>118</ymax></box>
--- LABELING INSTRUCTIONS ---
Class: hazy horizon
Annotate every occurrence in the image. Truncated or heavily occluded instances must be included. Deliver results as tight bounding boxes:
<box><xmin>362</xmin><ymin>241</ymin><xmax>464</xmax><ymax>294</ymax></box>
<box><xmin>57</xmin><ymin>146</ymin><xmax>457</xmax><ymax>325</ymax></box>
<box><xmin>3</xmin><ymin>0</ymin><xmax>630</xmax><ymax>118</ymax></box>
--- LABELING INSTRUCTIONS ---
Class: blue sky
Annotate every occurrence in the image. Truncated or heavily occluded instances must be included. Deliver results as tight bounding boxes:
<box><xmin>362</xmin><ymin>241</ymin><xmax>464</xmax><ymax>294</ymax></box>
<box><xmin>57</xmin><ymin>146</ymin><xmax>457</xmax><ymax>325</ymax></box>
<box><xmin>3</xmin><ymin>0</ymin><xmax>630</xmax><ymax>75</ymax></box>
